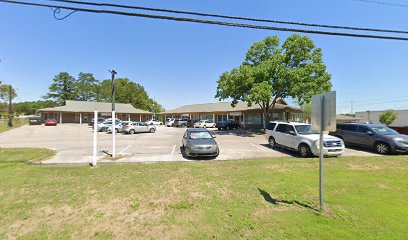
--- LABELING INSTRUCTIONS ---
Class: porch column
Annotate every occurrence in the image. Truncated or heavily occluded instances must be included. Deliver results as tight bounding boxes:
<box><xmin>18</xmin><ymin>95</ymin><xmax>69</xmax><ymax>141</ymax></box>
<box><xmin>80</xmin><ymin>113</ymin><xmax>82</xmax><ymax>124</ymax></box>
<box><xmin>213</xmin><ymin>114</ymin><xmax>215</xmax><ymax>122</ymax></box>
<box><xmin>227</xmin><ymin>113</ymin><xmax>229</xmax><ymax>120</ymax></box>
<box><xmin>128</xmin><ymin>114</ymin><xmax>130</xmax><ymax>121</ymax></box>
<box><xmin>59</xmin><ymin>113</ymin><xmax>62</xmax><ymax>124</ymax></box>
<box><xmin>139</xmin><ymin>114</ymin><xmax>142</xmax><ymax>122</ymax></box>
<box><xmin>242</xmin><ymin>113</ymin><xmax>245</xmax><ymax>128</ymax></box>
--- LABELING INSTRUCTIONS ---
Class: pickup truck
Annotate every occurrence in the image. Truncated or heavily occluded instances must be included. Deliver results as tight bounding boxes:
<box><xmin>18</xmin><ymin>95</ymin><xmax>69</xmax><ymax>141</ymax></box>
<box><xmin>265</xmin><ymin>121</ymin><xmax>344</xmax><ymax>157</ymax></box>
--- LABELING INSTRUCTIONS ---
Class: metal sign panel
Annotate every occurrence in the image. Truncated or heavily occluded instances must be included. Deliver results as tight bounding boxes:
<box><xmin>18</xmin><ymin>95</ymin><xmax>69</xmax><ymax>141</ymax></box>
<box><xmin>311</xmin><ymin>91</ymin><xmax>336</xmax><ymax>132</ymax></box>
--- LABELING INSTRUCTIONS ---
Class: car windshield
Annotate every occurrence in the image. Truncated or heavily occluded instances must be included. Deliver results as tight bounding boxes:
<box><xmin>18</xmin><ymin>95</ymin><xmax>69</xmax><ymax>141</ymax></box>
<box><xmin>295</xmin><ymin>125</ymin><xmax>320</xmax><ymax>135</ymax></box>
<box><xmin>370</xmin><ymin>126</ymin><xmax>398</xmax><ymax>135</ymax></box>
<box><xmin>190</xmin><ymin>131</ymin><xmax>213</xmax><ymax>139</ymax></box>
<box><xmin>199</xmin><ymin>120</ymin><xmax>206</xmax><ymax>123</ymax></box>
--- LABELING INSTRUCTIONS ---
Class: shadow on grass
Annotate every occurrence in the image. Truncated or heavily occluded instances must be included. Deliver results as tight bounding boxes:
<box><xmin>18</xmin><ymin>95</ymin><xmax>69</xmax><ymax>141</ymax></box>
<box><xmin>258</xmin><ymin>188</ymin><xmax>319</xmax><ymax>212</ymax></box>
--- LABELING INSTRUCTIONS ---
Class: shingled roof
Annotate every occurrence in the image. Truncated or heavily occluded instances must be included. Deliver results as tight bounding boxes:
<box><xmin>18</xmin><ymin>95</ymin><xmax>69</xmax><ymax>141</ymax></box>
<box><xmin>161</xmin><ymin>100</ymin><xmax>300</xmax><ymax>114</ymax></box>
<box><xmin>38</xmin><ymin>100</ymin><xmax>152</xmax><ymax>114</ymax></box>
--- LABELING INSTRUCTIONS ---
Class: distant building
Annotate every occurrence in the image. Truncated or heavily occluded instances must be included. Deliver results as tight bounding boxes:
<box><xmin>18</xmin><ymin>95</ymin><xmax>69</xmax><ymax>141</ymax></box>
<box><xmin>355</xmin><ymin>110</ymin><xmax>408</xmax><ymax>127</ymax></box>
<box><xmin>336</xmin><ymin>114</ymin><xmax>362</xmax><ymax>123</ymax></box>
<box><xmin>38</xmin><ymin>100</ymin><xmax>153</xmax><ymax>124</ymax></box>
<box><xmin>160</xmin><ymin>100</ymin><xmax>302</xmax><ymax>129</ymax></box>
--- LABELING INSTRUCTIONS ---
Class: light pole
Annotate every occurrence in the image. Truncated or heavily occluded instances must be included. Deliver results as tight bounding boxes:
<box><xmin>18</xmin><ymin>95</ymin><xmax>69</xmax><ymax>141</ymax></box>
<box><xmin>109</xmin><ymin>70</ymin><xmax>117</xmax><ymax>157</ymax></box>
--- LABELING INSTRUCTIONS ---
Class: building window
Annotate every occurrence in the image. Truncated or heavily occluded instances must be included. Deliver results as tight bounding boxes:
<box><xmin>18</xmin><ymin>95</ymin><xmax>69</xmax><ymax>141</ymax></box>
<box><xmin>200</xmin><ymin>114</ymin><xmax>214</xmax><ymax>121</ymax></box>
<box><xmin>217</xmin><ymin>114</ymin><xmax>227</xmax><ymax>122</ymax></box>
<box><xmin>246</xmin><ymin>113</ymin><xmax>262</xmax><ymax>125</ymax></box>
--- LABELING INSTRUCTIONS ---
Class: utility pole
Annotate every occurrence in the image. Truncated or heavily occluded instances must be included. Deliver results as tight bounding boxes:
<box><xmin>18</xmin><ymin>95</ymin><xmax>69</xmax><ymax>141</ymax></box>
<box><xmin>351</xmin><ymin>101</ymin><xmax>354</xmax><ymax>115</ymax></box>
<box><xmin>8</xmin><ymin>85</ymin><xmax>13</xmax><ymax>128</ymax></box>
<box><xmin>109</xmin><ymin>70</ymin><xmax>117</xmax><ymax>158</ymax></box>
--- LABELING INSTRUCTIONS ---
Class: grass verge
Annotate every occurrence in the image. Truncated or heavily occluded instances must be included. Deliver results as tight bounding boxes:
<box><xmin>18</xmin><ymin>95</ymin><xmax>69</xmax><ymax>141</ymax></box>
<box><xmin>0</xmin><ymin>148</ymin><xmax>55</xmax><ymax>163</ymax></box>
<box><xmin>0</xmin><ymin>154</ymin><xmax>407</xmax><ymax>239</ymax></box>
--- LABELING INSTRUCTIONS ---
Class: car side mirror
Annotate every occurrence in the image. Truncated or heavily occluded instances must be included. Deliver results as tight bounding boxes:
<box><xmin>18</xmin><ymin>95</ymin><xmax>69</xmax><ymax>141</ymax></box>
<box><xmin>289</xmin><ymin>131</ymin><xmax>296</xmax><ymax>136</ymax></box>
<box><xmin>366</xmin><ymin>131</ymin><xmax>374</xmax><ymax>135</ymax></box>
<box><xmin>213</xmin><ymin>136</ymin><xmax>216</xmax><ymax>138</ymax></box>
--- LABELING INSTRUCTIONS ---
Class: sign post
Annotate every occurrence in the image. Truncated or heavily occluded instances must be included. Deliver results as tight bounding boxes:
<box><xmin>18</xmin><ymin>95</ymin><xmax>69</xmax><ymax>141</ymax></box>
<box><xmin>311</xmin><ymin>91</ymin><xmax>336</xmax><ymax>211</ymax></box>
<box><xmin>92</xmin><ymin>110</ymin><xmax>98</xmax><ymax>166</ymax></box>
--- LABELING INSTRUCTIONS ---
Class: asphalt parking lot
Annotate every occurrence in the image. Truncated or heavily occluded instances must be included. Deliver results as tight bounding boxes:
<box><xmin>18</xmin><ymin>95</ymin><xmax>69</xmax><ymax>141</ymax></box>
<box><xmin>0</xmin><ymin>124</ymin><xmax>379</xmax><ymax>164</ymax></box>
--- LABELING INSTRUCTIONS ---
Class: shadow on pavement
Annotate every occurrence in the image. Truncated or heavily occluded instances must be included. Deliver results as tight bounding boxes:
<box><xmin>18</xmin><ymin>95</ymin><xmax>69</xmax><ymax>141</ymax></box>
<box><xmin>212</xmin><ymin>129</ymin><xmax>264</xmax><ymax>137</ymax></box>
<box><xmin>259</xmin><ymin>143</ymin><xmax>300</xmax><ymax>157</ymax></box>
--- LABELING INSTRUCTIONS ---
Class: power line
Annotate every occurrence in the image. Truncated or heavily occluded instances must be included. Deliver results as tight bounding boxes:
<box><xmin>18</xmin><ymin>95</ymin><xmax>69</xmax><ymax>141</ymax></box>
<box><xmin>2</xmin><ymin>0</ymin><xmax>408</xmax><ymax>41</ymax></box>
<box><xmin>48</xmin><ymin>0</ymin><xmax>408</xmax><ymax>34</ymax></box>
<box><xmin>349</xmin><ymin>0</ymin><xmax>408</xmax><ymax>8</ymax></box>
<box><xmin>337</xmin><ymin>95</ymin><xmax>408</xmax><ymax>105</ymax></box>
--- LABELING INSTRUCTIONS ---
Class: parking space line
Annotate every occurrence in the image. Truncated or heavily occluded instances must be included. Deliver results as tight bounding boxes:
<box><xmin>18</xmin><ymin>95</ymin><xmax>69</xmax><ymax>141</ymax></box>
<box><xmin>119</xmin><ymin>145</ymin><xmax>132</xmax><ymax>154</ymax></box>
<box><xmin>250</xmin><ymin>143</ymin><xmax>267</xmax><ymax>152</ymax></box>
<box><xmin>171</xmin><ymin>145</ymin><xmax>176</xmax><ymax>154</ymax></box>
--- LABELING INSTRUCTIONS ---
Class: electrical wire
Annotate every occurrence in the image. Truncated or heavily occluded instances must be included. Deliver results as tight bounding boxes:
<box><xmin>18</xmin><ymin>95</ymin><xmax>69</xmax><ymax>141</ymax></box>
<box><xmin>48</xmin><ymin>0</ymin><xmax>408</xmax><ymax>34</ymax></box>
<box><xmin>2</xmin><ymin>0</ymin><xmax>408</xmax><ymax>41</ymax></box>
<box><xmin>349</xmin><ymin>0</ymin><xmax>408</xmax><ymax>8</ymax></box>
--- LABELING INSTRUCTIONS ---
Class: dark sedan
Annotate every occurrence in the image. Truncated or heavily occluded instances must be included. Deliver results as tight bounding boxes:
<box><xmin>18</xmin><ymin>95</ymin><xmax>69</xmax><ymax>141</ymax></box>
<box><xmin>217</xmin><ymin>120</ymin><xmax>240</xmax><ymax>130</ymax></box>
<box><xmin>182</xmin><ymin>128</ymin><xmax>219</xmax><ymax>158</ymax></box>
<box><xmin>330</xmin><ymin>123</ymin><xmax>408</xmax><ymax>154</ymax></box>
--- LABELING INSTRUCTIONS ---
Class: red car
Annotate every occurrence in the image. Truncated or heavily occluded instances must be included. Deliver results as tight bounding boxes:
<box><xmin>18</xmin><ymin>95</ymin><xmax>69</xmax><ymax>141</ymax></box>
<box><xmin>44</xmin><ymin>118</ymin><xmax>58</xmax><ymax>126</ymax></box>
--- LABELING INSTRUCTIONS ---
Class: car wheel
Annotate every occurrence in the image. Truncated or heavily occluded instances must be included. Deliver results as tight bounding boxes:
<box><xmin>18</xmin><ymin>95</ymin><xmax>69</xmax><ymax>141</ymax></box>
<box><xmin>115</xmin><ymin>129</ymin><xmax>119</xmax><ymax>133</ymax></box>
<box><xmin>150</xmin><ymin>128</ymin><xmax>156</xmax><ymax>133</ymax></box>
<box><xmin>129</xmin><ymin>129</ymin><xmax>135</xmax><ymax>135</ymax></box>
<box><xmin>269</xmin><ymin>137</ymin><xmax>276</xmax><ymax>149</ymax></box>
<box><xmin>375</xmin><ymin>142</ymin><xmax>390</xmax><ymax>154</ymax></box>
<box><xmin>298</xmin><ymin>144</ymin><xmax>312</xmax><ymax>158</ymax></box>
<box><xmin>218</xmin><ymin>128</ymin><xmax>221</xmax><ymax>130</ymax></box>
<box><xmin>226</xmin><ymin>126</ymin><xmax>230</xmax><ymax>130</ymax></box>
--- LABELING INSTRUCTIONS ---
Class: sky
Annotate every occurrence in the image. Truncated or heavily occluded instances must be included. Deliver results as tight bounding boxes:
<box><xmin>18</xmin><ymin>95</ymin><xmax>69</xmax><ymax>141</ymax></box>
<box><xmin>0</xmin><ymin>0</ymin><xmax>408</xmax><ymax>113</ymax></box>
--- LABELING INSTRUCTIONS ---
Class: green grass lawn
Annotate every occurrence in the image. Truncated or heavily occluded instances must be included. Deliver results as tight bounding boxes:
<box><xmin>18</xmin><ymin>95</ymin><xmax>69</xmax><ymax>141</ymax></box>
<box><xmin>0</xmin><ymin>149</ymin><xmax>407</xmax><ymax>239</ymax></box>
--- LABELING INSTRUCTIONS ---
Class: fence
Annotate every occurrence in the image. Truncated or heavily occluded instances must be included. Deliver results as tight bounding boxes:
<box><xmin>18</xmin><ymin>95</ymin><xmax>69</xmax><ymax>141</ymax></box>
<box><xmin>0</xmin><ymin>118</ymin><xmax>29</xmax><ymax>132</ymax></box>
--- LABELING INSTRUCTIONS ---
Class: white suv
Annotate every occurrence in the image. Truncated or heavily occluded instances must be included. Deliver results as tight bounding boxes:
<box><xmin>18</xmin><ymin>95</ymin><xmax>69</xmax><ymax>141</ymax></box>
<box><xmin>265</xmin><ymin>121</ymin><xmax>344</xmax><ymax>157</ymax></box>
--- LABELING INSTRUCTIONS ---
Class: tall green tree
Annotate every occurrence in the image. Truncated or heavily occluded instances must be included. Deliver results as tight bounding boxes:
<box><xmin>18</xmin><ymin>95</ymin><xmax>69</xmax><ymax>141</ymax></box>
<box><xmin>76</xmin><ymin>72</ymin><xmax>99</xmax><ymax>101</ymax></box>
<box><xmin>379</xmin><ymin>110</ymin><xmax>398</xmax><ymax>126</ymax></box>
<box><xmin>216</xmin><ymin>35</ymin><xmax>332</xmax><ymax>126</ymax></box>
<box><xmin>98</xmin><ymin>78</ymin><xmax>163</xmax><ymax>112</ymax></box>
<box><xmin>45</xmin><ymin>72</ymin><xmax>77</xmax><ymax>105</ymax></box>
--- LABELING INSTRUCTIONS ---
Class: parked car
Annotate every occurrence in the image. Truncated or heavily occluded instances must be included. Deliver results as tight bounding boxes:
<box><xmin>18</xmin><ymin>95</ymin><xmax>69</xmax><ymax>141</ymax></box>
<box><xmin>182</xmin><ymin>128</ymin><xmax>219</xmax><ymax>158</ymax></box>
<box><xmin>330</xmin><ymin>123</ymin><xmax>408</xmax><ymax>154</ymax></box>
<box><xmin>165</xmin><ymin>118</ymin><xmax>176</xmax><ymax>127</ymax></box>
<box><xmin>146</xmin><ymin>119</ymin><xmax>163</xmax><ymax>125</ymax></box>
<box><xmin>187</xmin><ymin>119</ymin><xmax>200</xmax><ymax>128</ymax></box>
<box><xmin>121</xmin><ymin>122</ymin><xmax>156</xmax><ymax>134</ymax></box>
<box><xmin>29</xmin><ymin>117</ymin><xmax>42</xmax><ymax>125</ymax></box>
<box><xmin>173</xmin><ymin>118</ymin><xmax>189</xmax><ymax>127</ymax></box>
<box><xmin>107</xmin><ymin>121</ymin><xmax>132</xmax><ymax>133</ymax></box>
<box><xmin>265</xmin><ymin>121</ymin><xmax>344</xmax><ymax>157</ymax></box>
<box><xmin>44</xmin><ymin>118</ymin><xmax>58</xmax><ymax>126</ymax></box>
<box><xmin>88</xmin><ymin>118</ymin><xmax>105</xmax><ymax>127</ymax></box>
<box><xmin>97</xmin><ymin>119</ymin><xmax>121</xmax><ymax>132</ymax></box>
<box><xmin>217</xmin><ymin>120</ymin><xmax>240</xmax><ymax>130</ymax></box>
<box><xmin>194</xmin><ymin>119</ymin><xmax>216</xmax><ymax>128</ymax></box>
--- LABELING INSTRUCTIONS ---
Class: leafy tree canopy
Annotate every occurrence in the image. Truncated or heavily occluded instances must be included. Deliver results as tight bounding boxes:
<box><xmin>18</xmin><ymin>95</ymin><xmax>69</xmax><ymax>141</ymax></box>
<box><xmin>379</xmin><ymin>110</ymin><xmax>398</xmax><ymax>126</ymax></box>
<box><xmin>216</xmin><ymin>34</ymin><xmax>332</xmax><ymax>125</ymax></box>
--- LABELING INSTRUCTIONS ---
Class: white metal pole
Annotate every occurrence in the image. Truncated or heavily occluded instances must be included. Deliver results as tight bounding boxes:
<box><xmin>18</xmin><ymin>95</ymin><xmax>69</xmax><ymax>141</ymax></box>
<box><xmin>93</xmin><ymin>110</ymin><xmax>98</xmax><ymax>166</ymax></box>
<box><xmin>112</xmin><ymin>110</ymin><xmax>116</xmax><ymax>158</ymax></box>
<box><xmin>319</xmin><ymin>96</ymin><xmax>325</xmax><ymax>211</ymax></box>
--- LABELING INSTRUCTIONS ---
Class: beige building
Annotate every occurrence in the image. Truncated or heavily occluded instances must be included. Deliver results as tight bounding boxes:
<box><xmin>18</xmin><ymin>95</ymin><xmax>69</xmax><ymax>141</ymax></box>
<box><xmin>38</xmin><ymin>100</ymin><xmax>153</xmax><ymax>124</ymax></box>
<box><xmin>356</xmin><ymin>110</ymin><xmax>408</xmax><ymax>127</ymax></box>
<box><xmin>160</xmin><ymin>100</ymin><xmax>302</xmax><ymax>128</ymax></box>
